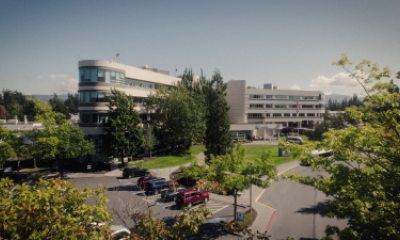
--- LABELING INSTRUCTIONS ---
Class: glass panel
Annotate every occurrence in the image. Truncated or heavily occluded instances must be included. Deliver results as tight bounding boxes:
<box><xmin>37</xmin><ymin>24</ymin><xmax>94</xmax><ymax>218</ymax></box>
<box><xmin>90</xmin><ymin>68</ymin><xmax>97</xmax><ymax>82</ymax></box>
<box><xmin>84</xmin><ymin>68</ymin><xmax>91</xmax><ymax>82</ymax></box>
<box><xmin>105</xmin><ymin>70</ymin><xmax>110</xmax><ymax>82</ymax></box>
<box><xmin>97</xmin><ymin>69</ymin><xmax>105</xmax><ymax>82</ymax></box>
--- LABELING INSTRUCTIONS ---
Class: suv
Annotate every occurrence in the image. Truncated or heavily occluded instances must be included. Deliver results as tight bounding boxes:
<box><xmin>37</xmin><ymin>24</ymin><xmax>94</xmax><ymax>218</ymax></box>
<box><xmin>145</xmin><ymin>179</ymin><xmax>169</xmax><ymax>195</ymax></box>
<box><xmin>175</xmin><ymin>189</ymin><xmax>209</xmax><ymax>208</ymax></box>
<box><xmin>122</xmin><ymin>167</ymin><xmax>149</xmax><ymax>178</ymax></box>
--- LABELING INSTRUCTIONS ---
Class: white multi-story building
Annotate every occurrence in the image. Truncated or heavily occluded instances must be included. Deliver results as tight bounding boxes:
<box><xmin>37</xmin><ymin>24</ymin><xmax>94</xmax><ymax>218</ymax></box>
<box><xmin>78</xmin><ymin>60</ymin><xmax>180</xmax><ymax>158</ymax></box>
<box><xmin>226</xmin><ymin>80</ymin><xmax>324</xmax><ymax>140</ymax></box>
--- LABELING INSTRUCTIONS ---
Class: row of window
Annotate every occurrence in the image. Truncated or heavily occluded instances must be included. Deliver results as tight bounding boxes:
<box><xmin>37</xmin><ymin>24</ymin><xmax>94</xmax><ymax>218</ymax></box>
<box><xmin>249</xmin><ymin>94</ymin><xmax>322</xmax><ymax>101</ymax></box>
<box><xmin>249</xmin><ymin>104</ymin><xmax>323</xmax><ymax>109</ymax></box>
<box><xmin>79</xmin><ymin>91</ymin><xmax>148</xmax><ymax>105</ymax></box>
<box><xmin>80</xmin><ymin>112</ymin><xmax>109</xmax><ymax>124</ymax></box>
<box><xmin>79</xmin><ymin>91</ymin><xmax>110</xmax><ymax>103</ymax></box>
<box><xmin>79</xmin><ymin>67</ymin><xmax>159</xmax><ymax>89</ymax></box>
<box><xmin>247</xmin><ymin>113</ymin><xmax>319</xmax><ymax>119</ymax></box>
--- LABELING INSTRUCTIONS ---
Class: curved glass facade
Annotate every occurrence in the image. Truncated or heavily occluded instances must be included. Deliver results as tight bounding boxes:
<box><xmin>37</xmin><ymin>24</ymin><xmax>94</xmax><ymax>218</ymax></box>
<box><xmin>79</xmin><ymin>67</ymin><xmax>158</xmax><ymax>89</ymax></box>
<box><xmin>79</xmin><ymin>91</ymin><xmax>110</xmax><ymax>103</ymax></box>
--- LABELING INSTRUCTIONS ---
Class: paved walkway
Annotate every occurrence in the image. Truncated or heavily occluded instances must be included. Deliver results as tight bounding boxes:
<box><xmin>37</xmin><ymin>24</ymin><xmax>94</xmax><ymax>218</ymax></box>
<box><xmin>250</xmin><ymin>161</ymin><xmax>300</xmax><ymax>233</ymax></box>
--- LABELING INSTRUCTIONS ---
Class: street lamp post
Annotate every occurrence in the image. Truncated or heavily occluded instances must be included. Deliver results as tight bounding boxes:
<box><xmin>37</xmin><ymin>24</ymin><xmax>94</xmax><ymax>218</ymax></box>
<box><xmin>248</xmin><ymin>161</ymin><xmax>254</xmax><ymax>213</ymax></box>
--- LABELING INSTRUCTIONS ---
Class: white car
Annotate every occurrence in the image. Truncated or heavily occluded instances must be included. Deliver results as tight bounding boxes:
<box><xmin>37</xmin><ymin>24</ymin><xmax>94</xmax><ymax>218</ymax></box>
<box><xmin>110</xmin><ymin>225</ymin><xmax>131</xmax><ymax>240</ymax></box>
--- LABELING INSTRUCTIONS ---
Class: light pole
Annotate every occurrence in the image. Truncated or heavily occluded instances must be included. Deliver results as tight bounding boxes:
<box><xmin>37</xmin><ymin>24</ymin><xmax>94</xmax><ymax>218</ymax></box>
<box><xmin>248</xmin><ymin>161</ymin><xmax>254</xmax><ymax>213</ymax></box>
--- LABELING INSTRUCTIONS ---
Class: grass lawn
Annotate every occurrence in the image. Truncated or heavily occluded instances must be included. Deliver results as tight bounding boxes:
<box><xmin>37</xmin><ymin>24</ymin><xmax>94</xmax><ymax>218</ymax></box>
<box><xmin>130</xmin><ymin>144</ymin><xmax>292</xmax><ymax>169</ymax></box>
<box><xmin>129</xmin><ymin>145</ymin><xmax>205</xmax><ymax>169</ymax></box>
<box><xmin>242</xmin><ymin>144</ymin><xmax>293</xmax><ymax>166</ymax></box>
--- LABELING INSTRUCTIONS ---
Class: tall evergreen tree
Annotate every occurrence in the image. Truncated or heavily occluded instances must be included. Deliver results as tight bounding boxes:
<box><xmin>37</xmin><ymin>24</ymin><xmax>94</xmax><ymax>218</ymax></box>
<box><xmin>204</xmin><ymin>71</ymin><xmax>232</xmax><ymax>161</ymax></box>
<box><xmin>105</xmin><ymin>89</ymin><xmax>143</xmax><ymax>161</ymax></box>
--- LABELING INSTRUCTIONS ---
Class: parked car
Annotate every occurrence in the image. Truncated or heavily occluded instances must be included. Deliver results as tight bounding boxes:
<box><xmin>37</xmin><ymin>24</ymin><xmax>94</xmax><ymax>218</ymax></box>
<box><xmin>110</xmin><ymin>225</ymin><xmax>131</xmax><ymax>240</ymax></box>
<box><xmin>286</xmin><ymin>136</ymin><xmax>303</xmax><ymax>144</ymax></box>
<box><xmin>122</xmin><ymin>167</ymin><xmax>149</xmax><ymax>178</ymax></box>
<box><xmin>145</xmin><ymin>179</ymin><xmax>169</xmax><ymax>195</ymax></box>
<box><xmin>160</xmin><ymin>187</ymin><xmax>185</xmax><ymax>202</ymax></box>
<box><xmin>175</xmin><ymin>188</ymin><xmax>209</xmax><ymax>208</ymax></box>
<box><xmin>137</xmin><ymin>176</ymin><xmax>165</xmax><ymax>190</ymax></box>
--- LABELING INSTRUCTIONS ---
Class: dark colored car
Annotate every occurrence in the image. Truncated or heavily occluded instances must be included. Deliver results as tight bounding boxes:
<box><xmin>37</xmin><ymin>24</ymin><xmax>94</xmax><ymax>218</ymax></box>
<box><xmin>122</xmin><ymin>167</ymin><xmax>149</xmax><ymax>178</ymax></box>
<box><xmin>160</xmin><ymin>187</ymin><xmax>185</xmax><ymax>202</ymax></box>
<box><xmin>145</xmin><ymin>179</ymin><xmax>169</xmax><ymax>195</ymax></box>
<box><xmin>137</xmin><ymin>176</ymin><xmax>165</xmax><ymax>190</ymax></box>
<box><xmin>175</xmin><ymin>189</ymin><xmax>209</xmax><ymax>208</ymax></box>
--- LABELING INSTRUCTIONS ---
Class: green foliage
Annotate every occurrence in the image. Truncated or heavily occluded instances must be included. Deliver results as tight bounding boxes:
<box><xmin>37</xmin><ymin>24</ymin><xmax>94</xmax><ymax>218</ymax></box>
<box><xmin>130</xmin><ymin>206</ymin><xmax>210</xmax><ymax>240</ymax></box>
<box><xmin>0</xmin><ymin>178</ymin><xmax>111</xmax><ymax>240</ymax></box>
<box><xmin>54</xmin><ymin>122</ymin><xmax>94</xmax><ymax>160</ymax></box>
<box><xmin>64</xmin><ymin>93</ymin><xmax>79</xmax><ymax>114</ymax></box>
<box><xmin>0</xmin><ymin>141</ymin><xmax>16</xmax><ymax>168</ymax></box>
<box><xmin>49</xmin><ymin>94</ymin><xmax>69</xmax><ymax>118</ymax></box>
<box><xmin>105</xmin><ymin>89</ymin><xmax>144</xmax><ymax>160</ymax></box>
<box><xmin>311</xmin><ymin>111</ymin><xmax>347</xmax><ymax>140</ymax></box>
<box><xmin>149</xmin><ymin>85</ymin><xmax>200</xmax><ymax>154</ymax></box>
<box><xmin>287</xmin><ymin>55</ymin><xmax>400</xmax><ymax>240</ymax></box>
<box><xmin>0</xmin><ymin>90</ymin><xmax>32</xmax><ymax>120</ymax></box>
<box><xmin>204</xmin><ymin>71</ymin><xmax>232</xmax><ymax>161</ymax></box>
<box><xmin>31</xmin><ymin>98</ymin><xmax>66</xmax><ymax>128</ymax></box>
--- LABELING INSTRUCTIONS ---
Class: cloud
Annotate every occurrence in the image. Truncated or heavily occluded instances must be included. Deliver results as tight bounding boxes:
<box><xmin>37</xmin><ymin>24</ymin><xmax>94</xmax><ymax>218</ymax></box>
<box><xmin>290</xmin><ymin>84</ymin><xmax>301</xmax><ymax>90</ymax></box>
<box><xmin>48</xmin><ymin>74</ymin><xmax>78</xmax><ymax>94</ymax></box>
<box><xmin>309</xmin><ymin>72</ymin><xmax>362</xmax><ymax>95</ymax></box>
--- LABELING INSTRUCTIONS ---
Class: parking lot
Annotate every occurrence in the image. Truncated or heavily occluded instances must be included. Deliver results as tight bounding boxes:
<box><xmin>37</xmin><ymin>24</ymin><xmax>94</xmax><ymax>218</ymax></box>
<box><xmin>69</xmin><ymin>175</ymin><xmax>232</xmax><ymax>229</ymax></box>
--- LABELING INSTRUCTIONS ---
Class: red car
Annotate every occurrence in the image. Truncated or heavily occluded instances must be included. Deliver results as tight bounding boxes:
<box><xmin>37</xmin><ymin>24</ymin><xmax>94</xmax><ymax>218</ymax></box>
<box><xmin>175</xmin><ymin>189</ymin><xmax>209</xmax><ymax>208</ymax></box>
<box><xmin>137</xmin><ymin>176</ymin><xmax>165</xmax><ymax>190</ymax></box>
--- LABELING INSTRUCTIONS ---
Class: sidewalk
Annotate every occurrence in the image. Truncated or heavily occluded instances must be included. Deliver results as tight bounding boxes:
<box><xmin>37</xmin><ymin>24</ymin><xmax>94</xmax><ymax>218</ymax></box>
<box><xmin>250</xmin><ymin>160</ymin><xmax>300</xmax><ymax>233</ymax></box>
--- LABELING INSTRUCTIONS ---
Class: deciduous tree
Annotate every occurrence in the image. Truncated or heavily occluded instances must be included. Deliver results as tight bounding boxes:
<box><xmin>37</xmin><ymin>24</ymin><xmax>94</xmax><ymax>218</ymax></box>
<box><xmin>285</xmin><ymin>55</ymin><xmax>400</xmax><ymax>240</ymax></box>
<box><xmin>0</xmin><ymin>178</ymin><xmax>111</xmax><ymax>240</ymax></box>
<box><xmin>105</xmin><ymin>89</ymin><xmax>143</xmax><ymax>160</ymax></box>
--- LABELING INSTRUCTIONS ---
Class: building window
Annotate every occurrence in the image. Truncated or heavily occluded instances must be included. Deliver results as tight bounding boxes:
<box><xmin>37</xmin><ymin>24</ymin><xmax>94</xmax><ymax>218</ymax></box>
<box><xmin>299</xmin><ymin>113</ymin><xmax>305</xmax><ymax>117</ymax></box>
<box><xmin>301</xmin><ymin>104</ymin><xmax>314</xmax><ymax>109</ymax></box>
<box><xmin>274</xmin><ymin>104</ymin><xmax>287</xmax><ymax>109</ymax></box>
<box><xmin>248</xmin><ymin>113</ymin><xmax>263</xmax><ymax>119</ymax></box>
<box><xmin>272</xmin><ymin>113</ymin><xmax>282</xmax><ymax>117</ymax></box>
<box><xmin>307</xmin><ymin>113</ymin><xmax>315</xmax><ymax>117</ymax></box>
<box><xmin>249</xmin><ymin>94</ymin><xmax>263</xmax><ymax>99</ymax></box>
<box><xmin>249</xmin><ymin>104</ymin><xmax>264</xmax><ymax>109</ymax></box>
<box><xmin>284</xmin><ymin>113</ymin><xmax>290</xmax><ymax>117</ymax></box>
<box><xmin>274</xmin><ymin>95</ymin><xmax>289</xmax><ymax>100</ymax></box>
<box><xmin>265</xmin><ymin>104</ymin><xmax>273</xmax><ymax>108</ymax></box>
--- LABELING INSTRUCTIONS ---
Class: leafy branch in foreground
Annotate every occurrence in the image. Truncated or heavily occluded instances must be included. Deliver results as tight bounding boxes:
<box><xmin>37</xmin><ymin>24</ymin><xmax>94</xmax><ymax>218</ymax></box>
<box><xmin>284</xmin><ymin>54</ymin><xmax>400</xmax><ymax>240</ymax></box>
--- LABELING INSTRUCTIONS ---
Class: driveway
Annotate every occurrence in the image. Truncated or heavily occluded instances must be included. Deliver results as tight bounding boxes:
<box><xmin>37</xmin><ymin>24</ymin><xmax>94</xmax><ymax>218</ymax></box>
<box><xmin>258</xmin><ymin>165</ymin><xmax>347</xmax><ymax>240</ymax></box>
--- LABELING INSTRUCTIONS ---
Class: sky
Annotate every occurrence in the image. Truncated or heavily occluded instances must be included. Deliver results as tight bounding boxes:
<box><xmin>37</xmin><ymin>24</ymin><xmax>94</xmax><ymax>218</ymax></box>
<box><xmin>0</xmin><ymin>0</ymin><xmax>399</xmax><ymax>96</ymax></box>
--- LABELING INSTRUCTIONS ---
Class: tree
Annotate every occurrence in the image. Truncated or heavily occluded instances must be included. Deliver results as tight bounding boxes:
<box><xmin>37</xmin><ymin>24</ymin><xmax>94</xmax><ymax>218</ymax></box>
<box><xmin>311</xmin><ymin>111</ymin><xmax>347</xmax><ymax>140</ymax></box>
<box><xmin>0</xmin><ymin>125</ymin><xmax>16</xmax><ymax>168</ymax></box>
<box><xmin>182</xmin><ymin>145</ymin><xmax>277</xmax><ymax>222</ymax></box>
<box><xmin>0</xmin><ymin>178</ymin><xmax>111</xmax><ymax>240</ymax></box>
<box><xmin>49</xmin><ymin>94</ymin><xmax>69</xmax><ymax>118</ymax></box>
<box><xmin>204</xmin><ymin>71</ymin><xmax>232</xmax><ymax>161</ymax></box>
<box><xmin>0</xmin><ymin>142</ymin><xmax>15</xmax><ymax>169</ymax></box>
<box><xmin>285</xmin><ymin>54</ymin><xmax>400</xmax><ymax>239</ymax></box>
<box><xmin>105</xmin><ymin>89</ymin><xmax>143</xmax><ymax>161</ymax></box>
<box><xmin>30</xmin><ymin>136</ymin><xmax>59</xmax><ymax>168</ymax></box>
<box><xmin>130</xmin><ymin>205</ymin><xmax>210</xmax><ymax>240</ymax></box>
<box><xmin>149</xmin><ymin>85</ymin><xmax>199</xmax><ymax>154</ymax></box>
<box><xmin>64</xmin><ymin>93</ymin><xmax>79</xmax><ymax>114</ymax></box>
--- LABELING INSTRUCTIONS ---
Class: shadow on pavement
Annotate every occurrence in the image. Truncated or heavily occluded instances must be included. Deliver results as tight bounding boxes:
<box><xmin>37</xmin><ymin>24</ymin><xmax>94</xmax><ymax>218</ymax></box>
<box><xmin>187</xmin><ymin>223</ymin><xmax>231</xmax><ymax>240</ymax></box>
<box><xmin>296</xmin><ymin>201</ymin><xmax>330</xmax><ymax>216</ymax></box>
<box><xmin>107</xmin><ymin>185</ymin><xmax>141</xmax><ymax>191</ymax></box>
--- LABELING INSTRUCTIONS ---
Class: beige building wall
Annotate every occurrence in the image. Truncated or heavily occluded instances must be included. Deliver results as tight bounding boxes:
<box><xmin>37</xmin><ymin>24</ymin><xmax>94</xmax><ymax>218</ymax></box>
<box><xmin>226</xmin><ymin>80</ymin><xmax>247</xmax><ymax>124</ymax></box>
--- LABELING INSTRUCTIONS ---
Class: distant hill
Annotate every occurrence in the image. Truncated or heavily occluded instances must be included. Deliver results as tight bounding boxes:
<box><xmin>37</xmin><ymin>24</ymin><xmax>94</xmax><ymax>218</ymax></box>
<box><xmin>27</xmin><ymin>94</ymin><xmax>68</xmax><ymax>102</ymax></box>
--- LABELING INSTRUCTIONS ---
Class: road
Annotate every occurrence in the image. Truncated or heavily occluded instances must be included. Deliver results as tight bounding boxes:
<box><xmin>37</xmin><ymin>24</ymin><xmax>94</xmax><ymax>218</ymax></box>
<box><xmin>258</xmin><ymin>165</ymin><xmax>347</xmax><ymax>240</ymax></box>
